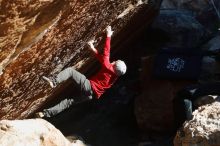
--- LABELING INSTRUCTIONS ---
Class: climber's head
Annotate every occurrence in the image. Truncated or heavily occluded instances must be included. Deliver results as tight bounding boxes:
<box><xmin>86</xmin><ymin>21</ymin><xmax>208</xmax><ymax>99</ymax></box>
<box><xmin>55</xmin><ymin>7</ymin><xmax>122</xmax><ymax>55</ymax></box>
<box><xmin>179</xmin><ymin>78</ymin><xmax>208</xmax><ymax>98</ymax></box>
<box><xmin>112</xmin><ymin>60</ymin><xmax>127</xmax><ymax>76</ymax></box>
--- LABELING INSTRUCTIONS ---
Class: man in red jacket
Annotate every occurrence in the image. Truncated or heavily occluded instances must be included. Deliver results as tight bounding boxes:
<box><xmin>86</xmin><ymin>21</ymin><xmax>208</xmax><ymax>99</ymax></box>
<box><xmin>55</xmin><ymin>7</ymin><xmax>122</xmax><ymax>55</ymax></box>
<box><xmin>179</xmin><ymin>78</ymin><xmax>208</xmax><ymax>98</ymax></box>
<box><xmin>36</xmin><ymin>26</ymin><xmax>127</xmax><ymax>118</ymax></box>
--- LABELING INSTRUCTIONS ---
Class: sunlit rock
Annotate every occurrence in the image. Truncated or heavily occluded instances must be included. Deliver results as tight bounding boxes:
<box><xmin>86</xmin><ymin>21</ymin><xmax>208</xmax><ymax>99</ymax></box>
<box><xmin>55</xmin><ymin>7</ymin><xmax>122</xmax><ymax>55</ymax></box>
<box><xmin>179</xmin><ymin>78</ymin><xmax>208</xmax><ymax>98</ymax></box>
<box><xmin>0</xmin><ymin>118</ymin><xmax>88</xmax><ymax>146</ymax></box>
<box><xmin>0</xmin><ymin>0</ymin><xmax>161</xmax><ymax>119</ymax></box>
<box><xmin>174</xmin><ymin>102</ymin><xmax>220</xmax><ymax>146</ymax></box>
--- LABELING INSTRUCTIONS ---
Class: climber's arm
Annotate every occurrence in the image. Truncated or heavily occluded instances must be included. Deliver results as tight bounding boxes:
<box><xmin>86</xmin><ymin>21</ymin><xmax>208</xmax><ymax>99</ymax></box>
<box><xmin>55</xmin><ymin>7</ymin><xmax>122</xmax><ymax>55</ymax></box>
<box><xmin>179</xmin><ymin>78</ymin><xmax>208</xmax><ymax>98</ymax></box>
<box><xmin>88</xmin><ymin>40</ymin><xmax>98</xmax><ymax>55</ymax></box>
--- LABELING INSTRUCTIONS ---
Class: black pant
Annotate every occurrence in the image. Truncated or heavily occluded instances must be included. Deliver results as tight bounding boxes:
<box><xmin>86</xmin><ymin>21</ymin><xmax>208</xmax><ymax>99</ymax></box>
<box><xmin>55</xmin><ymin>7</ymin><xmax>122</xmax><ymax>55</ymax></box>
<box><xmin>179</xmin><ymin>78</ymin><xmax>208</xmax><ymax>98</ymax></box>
<box><xmin>43</xmin><ymin>67</ymin><xmax>94</xmax><ymax>117</ymax></box>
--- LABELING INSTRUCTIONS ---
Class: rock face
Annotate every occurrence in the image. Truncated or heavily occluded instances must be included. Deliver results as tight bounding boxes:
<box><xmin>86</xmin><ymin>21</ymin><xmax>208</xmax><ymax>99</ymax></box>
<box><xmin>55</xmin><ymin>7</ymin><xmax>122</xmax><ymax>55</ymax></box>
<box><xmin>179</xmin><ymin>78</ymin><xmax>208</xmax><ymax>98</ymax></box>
<box><xmin>134</xmin><ymin>57</ymin><xmax>194</xmax><ymax>136</ymax></box>
<box><xmin>174</xmin><ymin>102</ymin><xmax>220</xmax><ymax>146</ymax></box>
<box><xmin>0</xmin><ymin>118</ymin><xmax>88</xmax><ymax>146</ymax></box>
<box><xmin>0</xmin><ymin>0</ymin><xmax>161</xmax><ymax>119</ymax></box>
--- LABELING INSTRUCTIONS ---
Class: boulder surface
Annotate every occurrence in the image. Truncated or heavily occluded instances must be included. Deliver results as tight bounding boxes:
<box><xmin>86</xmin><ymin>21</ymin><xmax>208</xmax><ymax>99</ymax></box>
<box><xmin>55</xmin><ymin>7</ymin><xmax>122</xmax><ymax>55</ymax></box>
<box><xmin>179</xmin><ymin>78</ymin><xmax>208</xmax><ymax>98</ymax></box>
<box><xmin>0</xmin><ymin>0</ymin><xmax>161</xmax><ymax>119</ymax></box>
<box><xmin>0</xmin><ymin>118</ymin><xmax>88</xmax><ymax>146</ymax></box>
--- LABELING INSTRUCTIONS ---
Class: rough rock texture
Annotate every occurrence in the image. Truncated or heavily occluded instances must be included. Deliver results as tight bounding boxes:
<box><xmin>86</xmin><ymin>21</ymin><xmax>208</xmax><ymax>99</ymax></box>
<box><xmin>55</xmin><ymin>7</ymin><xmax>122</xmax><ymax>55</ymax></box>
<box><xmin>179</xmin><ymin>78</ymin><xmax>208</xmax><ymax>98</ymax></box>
<box><xmin>0</xmin><ymin>118</ymin><xmax>88</xmax><ymax>146</ymax></box>
<box><xmin>0</xmin><ymin>0</ymin><xmax>161</xmax><ymax>119</ymax></box>
<box><xmin>174</xmin><ymin>102</ymin><xmax>220</xmax><ymax>146</ymax></box>
<box><xmin>134</xmin><ymin>56</ymin><xmax>194</xmax><ymax>136</ymax></box>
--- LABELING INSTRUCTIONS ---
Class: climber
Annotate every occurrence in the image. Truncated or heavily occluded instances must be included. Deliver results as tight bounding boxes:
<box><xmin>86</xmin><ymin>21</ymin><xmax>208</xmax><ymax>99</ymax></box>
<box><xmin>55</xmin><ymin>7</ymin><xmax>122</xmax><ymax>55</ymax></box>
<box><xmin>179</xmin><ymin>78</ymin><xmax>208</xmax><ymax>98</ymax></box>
<box><xmin>35</xmin><ymin>26</ymin><xmax>127</xmax><ymax>118</ymax></box>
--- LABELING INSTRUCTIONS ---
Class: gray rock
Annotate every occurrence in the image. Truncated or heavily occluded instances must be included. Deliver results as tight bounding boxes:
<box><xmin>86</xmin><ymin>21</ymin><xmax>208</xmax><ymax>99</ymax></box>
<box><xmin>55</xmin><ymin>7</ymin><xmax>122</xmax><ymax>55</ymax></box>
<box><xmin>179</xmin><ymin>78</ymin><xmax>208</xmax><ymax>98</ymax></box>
<box><xmin>152</xmin><ymin>10</ymin><xmax>208</xmax><ymax>49</ymax></box>
<box><xmin>161</xmin><ymin>0</ymin><xmax>220</xmax><ymax>34</ymax></box>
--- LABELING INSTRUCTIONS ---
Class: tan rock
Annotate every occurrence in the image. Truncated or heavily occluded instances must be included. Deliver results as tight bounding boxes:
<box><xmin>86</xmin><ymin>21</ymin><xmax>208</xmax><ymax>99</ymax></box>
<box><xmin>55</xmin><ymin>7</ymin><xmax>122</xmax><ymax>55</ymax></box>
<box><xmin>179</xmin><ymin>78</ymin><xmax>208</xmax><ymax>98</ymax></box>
<box><xmin>0</xmin><ymin>118</ymin><xmax>88</xmax><ymax>146</ymax></box>
<box><xmin>0</xmin><ymin>0</ymin><xmax>161</xmax><ymax>119</ymax></box>
<box><xmin>174</xmin><ymin>102</ymin><xmax>220</xmax><ymax>146</ymax></box>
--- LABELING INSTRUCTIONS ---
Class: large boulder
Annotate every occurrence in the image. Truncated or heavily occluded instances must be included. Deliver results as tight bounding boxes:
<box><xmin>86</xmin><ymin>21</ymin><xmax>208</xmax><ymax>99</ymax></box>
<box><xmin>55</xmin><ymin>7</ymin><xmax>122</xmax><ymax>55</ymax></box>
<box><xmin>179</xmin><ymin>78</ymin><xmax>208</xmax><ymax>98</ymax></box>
<box><xmin>174</xmin><ymin>102</ymin><xmax>220</xmax><ymax>146</ymax></box>
<box><xmin>0</xmin><ymin>118</ymin><xmax>88</xmax><ymax>146</ymax></box>
<box><xmin>0</xmin><ymin>0</ymin><xmax>161</xmax><ymax>119</ymax></box>
<box><xmin>134</xmin><ymin>56</ymin><xmax>194</xmax><ymax>136</ymax></box>
<box><xmin>161</xmin><ymin>0</ymin><xmax>215</xmax><ymax>11</ymax></box>
<box><xmin>199</xmin><ymin>35</ymin><xmax>220</xmax><ymax>83</ymax></box>
<box><xmin>152</xmin><ymin>10</ymin><xmax>208</xmax><ymax>49</ymax></box>
<box><xmin>161</xmin><ymin>0</ymin><xmax>220</xmax><ymax>33</ymax></box>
